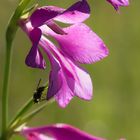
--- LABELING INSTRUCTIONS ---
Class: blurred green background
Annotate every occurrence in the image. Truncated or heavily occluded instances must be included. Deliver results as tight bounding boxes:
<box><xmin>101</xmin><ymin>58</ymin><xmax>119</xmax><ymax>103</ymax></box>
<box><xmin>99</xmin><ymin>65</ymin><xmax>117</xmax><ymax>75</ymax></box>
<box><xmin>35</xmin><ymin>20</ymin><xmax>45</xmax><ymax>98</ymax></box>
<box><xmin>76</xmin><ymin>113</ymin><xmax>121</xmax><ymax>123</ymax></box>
<box><xmin>0</xmin><ymin>0</ymin><xmax>140</xmax><ymax>139</ymax></box>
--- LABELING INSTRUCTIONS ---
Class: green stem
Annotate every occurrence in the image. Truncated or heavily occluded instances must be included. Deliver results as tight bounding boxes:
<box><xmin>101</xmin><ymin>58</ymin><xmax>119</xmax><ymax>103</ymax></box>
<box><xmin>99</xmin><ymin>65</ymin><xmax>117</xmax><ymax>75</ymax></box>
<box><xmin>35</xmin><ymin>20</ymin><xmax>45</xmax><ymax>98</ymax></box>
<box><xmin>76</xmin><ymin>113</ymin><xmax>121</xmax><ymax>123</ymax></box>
<box><xmin>21</xmin><ymin>99</ymin><xmax>54</xmax><ymax>123</ymax></box>
<box><xmin>1</xmin><ymin>44</ymin><xmax>12</xmax><ymax>140</ymax></box>
<box><xmin>1</xmin><ymin>0</ymin><xmax>32</xmax><ymax>139</ymax></box>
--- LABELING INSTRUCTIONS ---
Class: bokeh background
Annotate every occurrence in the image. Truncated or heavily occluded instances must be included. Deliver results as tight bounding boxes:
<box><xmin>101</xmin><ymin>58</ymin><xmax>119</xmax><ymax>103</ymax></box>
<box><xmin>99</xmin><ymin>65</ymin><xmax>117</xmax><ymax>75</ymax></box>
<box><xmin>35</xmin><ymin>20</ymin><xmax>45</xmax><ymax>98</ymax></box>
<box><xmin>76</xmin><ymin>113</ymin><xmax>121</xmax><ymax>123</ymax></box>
<box><xmin>0</xmin><ymin>0</ymin><xmax>140</xmax><ymax>139</ymax></box>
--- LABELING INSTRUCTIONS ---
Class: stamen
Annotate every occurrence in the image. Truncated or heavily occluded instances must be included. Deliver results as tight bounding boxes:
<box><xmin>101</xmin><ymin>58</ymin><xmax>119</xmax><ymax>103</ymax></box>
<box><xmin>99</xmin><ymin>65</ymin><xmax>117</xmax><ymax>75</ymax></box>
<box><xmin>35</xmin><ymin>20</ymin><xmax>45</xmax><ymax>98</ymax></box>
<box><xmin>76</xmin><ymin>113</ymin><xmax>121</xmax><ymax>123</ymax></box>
<box><xmin>46</xmin><ymin>21</ymin><xmax>67</xmax><ymax>35</ymax></box>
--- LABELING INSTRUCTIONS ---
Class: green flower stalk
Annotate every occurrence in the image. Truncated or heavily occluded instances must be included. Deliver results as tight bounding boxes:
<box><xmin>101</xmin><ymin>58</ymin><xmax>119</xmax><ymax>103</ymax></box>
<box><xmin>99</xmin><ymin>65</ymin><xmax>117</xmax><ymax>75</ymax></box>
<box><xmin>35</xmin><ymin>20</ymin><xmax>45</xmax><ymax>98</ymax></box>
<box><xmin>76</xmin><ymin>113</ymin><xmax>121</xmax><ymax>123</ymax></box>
<box><xmin>1</xmin><ymin>0</ymin><xmax>32</xmax><ymax>139</ymax></box>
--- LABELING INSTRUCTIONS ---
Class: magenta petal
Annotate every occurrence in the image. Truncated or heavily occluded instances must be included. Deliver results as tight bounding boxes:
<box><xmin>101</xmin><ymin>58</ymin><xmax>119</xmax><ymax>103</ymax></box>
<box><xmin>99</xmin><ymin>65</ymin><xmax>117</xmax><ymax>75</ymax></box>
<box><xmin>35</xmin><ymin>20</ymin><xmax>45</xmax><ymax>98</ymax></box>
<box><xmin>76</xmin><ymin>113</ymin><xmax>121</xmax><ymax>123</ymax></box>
<box><xmin>71</xmin><ymin>62</ymin><xmax>93</xmax><ymax>100</ymax></box>
<box><xmin>25</xmin><ymin>28</ymin><xmax>46</xmax><ymax>69</ymax></box>
<box><xmin>46</xmin><ymin>55</ymin><xmax>62</xmax><ymax>100</ymax></box>
<box><xmin>54</xmin><ymin>69</ymin><xmax>74</xmax><ymax>108</ymax></box>
<box><xmin>22</xmin><ymin>124</ymin><xmax>106</xmax><ymax>140</ymax></box>
<box><xmin>30</xmin><ymin>0</ymin><xmax>90</xmax><ymax>27</ymax></box>
<box><xmin>106</xmin><ymin>0</ymin><xmax>129</xmax><ymax>10</ymax></box>
<box><xmin>53</xmin><ymin>58</ymin><xmax>92</xmax><ymax>107</ymax></box>
<box><xmin>61</xmin><ymin>57</ymin><xmax>93</xmax><ymax>101</ymax></box>
<box><xmin>50</xmin><ymin>23</ymin><xmax>109</xmax><ymax>64</ymax></box>
<box><xmin>56</xmin><ymin>54</ymin><xmax>93</xmax><ymax>102</ymax></box>
<box><xmin>40</xmin><ymin>37</ymin><xmax>74</xmax><ymax>107</ymax></box>
<box><xmin>40</xmin><ymin>37</ymin><xmax>92</xmax><ymax>107</ymax></box>
<box><xmin>46</xmin><ymin>57</ymin><xmax>74</xmax><ymax>108</ymax></box>
<box><xmin>54</xmin><ymin>0</ymin><xmax>90</xmax><ymax>24</ymax></box>
<box><xmin>39</xmin><ymin>36</ymin><xmax>62</xmax><ymax>100</ymax></box>
<box><xmin>25</xmin><ymin>48</ymin><xmax>46</xmax><ymax>69</ymax></box>
<box><xmin>30</xmin><ymin>6</ymin><xmax>63</xmax><ymax>27</ymax></box>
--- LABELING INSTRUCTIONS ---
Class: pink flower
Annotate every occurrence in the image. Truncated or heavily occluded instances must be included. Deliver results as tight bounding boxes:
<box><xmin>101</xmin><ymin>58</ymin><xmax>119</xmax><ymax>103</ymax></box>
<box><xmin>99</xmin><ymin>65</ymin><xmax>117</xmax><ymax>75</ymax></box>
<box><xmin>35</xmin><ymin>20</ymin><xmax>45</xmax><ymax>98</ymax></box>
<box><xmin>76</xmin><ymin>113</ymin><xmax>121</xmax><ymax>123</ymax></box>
<box><xmin>106</xmin><ymin>0</ymin><xmax>129</xmax><ymax>11</ymax></box>
<box><xmin>21</xmin><ymin>124</ymin><xmax>106</xmax><ymax>140</ymax></box>
<box><xmin>20</xmin><ymin>0</ymin><xmax>109</xmax><ymax>107</ymax></box>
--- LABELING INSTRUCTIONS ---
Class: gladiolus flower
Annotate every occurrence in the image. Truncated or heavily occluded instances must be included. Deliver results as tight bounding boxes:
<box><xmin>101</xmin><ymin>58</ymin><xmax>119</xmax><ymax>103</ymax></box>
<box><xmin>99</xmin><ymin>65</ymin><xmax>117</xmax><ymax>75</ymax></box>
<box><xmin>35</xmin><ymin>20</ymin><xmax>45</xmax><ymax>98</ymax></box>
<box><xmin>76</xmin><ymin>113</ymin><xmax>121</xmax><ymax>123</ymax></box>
<box><xmin>21</xmin><ymin>124</ymin><xmax>106</xmax><ymax>140</ymax></box>
<box><xmin>19</xmin><ymin>0</ymin><xmax>109</xmax><ymax>107</ymax></box>
<box><xmin>106</xmin><ymin>0</ymin><xmax>129</xmax><ymax>11</ymax></box>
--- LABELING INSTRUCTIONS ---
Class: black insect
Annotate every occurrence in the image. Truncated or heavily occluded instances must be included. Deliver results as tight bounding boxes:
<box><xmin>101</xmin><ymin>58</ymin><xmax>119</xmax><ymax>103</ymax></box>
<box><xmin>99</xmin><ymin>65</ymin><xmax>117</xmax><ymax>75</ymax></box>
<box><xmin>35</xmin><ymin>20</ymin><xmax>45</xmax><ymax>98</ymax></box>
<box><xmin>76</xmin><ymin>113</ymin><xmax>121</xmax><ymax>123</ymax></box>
<box><xmin>33</xmin><ymin>79</ymin><xmax>46</xmax><ymax>103</ymax></box>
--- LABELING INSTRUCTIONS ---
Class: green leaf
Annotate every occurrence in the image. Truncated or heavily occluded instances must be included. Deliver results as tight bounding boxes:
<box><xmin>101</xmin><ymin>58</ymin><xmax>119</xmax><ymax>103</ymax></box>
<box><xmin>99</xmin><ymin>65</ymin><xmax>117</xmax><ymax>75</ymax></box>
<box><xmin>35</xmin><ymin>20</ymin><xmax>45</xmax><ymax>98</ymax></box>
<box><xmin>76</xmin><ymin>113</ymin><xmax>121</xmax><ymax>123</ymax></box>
<box><xmin>9</xmin><ymin>98</ymin><xmax>33</xmax><ymax>129</ymax></box>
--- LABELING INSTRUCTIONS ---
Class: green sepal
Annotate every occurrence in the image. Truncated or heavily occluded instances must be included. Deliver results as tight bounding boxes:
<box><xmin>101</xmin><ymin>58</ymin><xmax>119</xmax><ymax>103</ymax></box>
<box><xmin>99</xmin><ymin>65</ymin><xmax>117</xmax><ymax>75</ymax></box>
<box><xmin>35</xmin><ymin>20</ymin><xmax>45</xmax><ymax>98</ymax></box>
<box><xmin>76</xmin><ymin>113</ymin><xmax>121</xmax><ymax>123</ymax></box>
<box><xmin>6</xmin><ymin>0</ymin><xmax>32</xmax><ymax>50</ymax></box>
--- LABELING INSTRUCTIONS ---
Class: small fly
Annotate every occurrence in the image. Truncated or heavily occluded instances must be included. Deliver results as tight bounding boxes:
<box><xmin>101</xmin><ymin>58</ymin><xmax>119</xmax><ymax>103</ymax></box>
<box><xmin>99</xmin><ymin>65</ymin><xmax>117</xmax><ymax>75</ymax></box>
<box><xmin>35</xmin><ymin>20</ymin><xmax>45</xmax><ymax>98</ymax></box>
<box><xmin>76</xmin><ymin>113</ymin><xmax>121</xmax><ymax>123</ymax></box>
<box><xmin>33</xmin><ymin>79</ymin><xmax>46</xmax><ymax>103</ymax></box>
